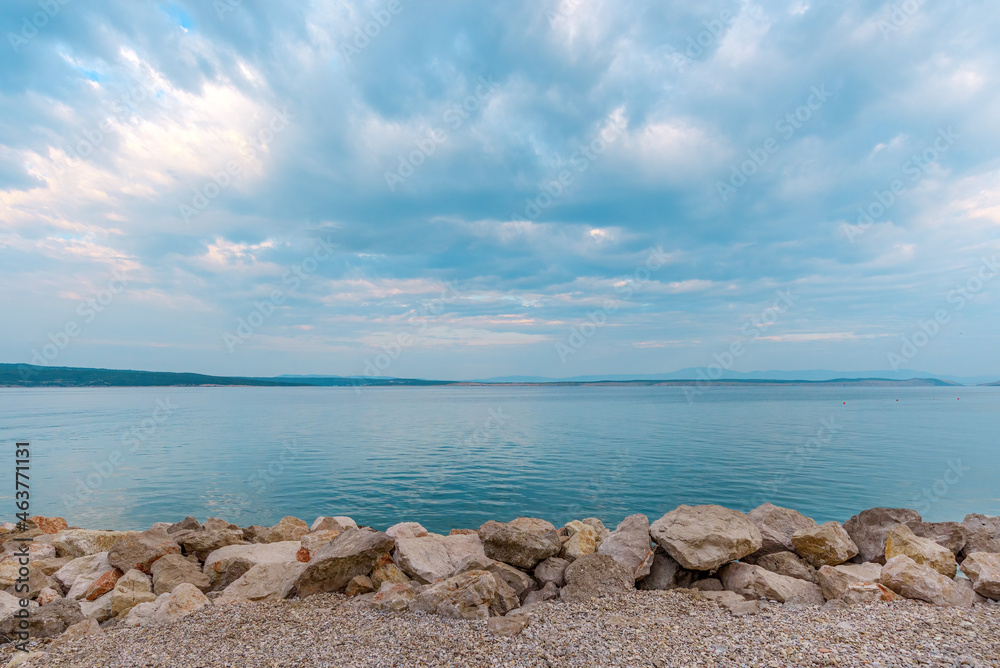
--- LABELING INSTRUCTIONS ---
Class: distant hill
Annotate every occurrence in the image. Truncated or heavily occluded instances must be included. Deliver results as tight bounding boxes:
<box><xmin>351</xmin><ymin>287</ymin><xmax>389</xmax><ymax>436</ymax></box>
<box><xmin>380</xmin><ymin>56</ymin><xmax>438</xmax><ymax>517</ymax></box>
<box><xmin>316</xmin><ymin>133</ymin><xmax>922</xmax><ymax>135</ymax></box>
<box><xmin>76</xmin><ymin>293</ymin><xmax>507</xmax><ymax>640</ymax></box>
<box><xmin>0</xmin><ymin>364</ymin><xmax>307</xmax><ymax>388</ymax></box>
<box><xmin>477</xmin><ymin>369</ymin><xmax>992</xmax><ymax>385</ymax></box>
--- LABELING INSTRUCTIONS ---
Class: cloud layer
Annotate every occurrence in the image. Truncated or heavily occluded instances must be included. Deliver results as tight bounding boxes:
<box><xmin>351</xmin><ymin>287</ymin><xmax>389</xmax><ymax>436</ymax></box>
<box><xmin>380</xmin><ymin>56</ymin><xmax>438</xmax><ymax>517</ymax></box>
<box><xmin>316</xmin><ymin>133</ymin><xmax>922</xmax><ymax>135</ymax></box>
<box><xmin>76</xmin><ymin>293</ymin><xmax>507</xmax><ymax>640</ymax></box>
<box><xmin>2</xmin><ymin>0</ymin><xmax>999</xmax><ymax>378</ymax></box>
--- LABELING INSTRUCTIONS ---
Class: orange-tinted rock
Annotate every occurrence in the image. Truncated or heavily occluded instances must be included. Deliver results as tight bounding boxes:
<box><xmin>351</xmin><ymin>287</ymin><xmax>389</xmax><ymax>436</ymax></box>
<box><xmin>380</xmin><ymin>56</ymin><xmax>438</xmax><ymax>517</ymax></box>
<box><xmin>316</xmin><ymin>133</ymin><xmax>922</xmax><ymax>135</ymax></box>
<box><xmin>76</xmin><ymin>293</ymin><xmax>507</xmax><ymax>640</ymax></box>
<box><xmin>296</xmin><ymin>547</ymin><xmax>311</xmax><ymax>563</ymax></box>
<box><xmin>84</xmin><ymin>568</ymin><xmax>124</xmax><ymax>601</ymax></box>
<box><xmin>30</xmin><ymin>516</ymin><xmax>69</xmax><ymax>534</ymax></box>
<box><xmin>449</xmin><ymin>529</ymin><xmax>478</xmax><ymax>536</ymax></box>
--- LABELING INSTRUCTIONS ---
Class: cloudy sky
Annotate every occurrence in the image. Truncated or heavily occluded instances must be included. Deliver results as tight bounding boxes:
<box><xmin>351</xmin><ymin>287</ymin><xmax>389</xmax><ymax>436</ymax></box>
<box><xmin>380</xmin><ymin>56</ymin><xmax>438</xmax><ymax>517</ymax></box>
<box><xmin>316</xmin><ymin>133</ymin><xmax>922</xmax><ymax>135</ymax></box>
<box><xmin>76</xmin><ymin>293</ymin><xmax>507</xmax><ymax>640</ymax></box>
<box><xmin>1</xmin><ymin>0</ymin><xmax>998</xmax><ymax>380</ymax></box>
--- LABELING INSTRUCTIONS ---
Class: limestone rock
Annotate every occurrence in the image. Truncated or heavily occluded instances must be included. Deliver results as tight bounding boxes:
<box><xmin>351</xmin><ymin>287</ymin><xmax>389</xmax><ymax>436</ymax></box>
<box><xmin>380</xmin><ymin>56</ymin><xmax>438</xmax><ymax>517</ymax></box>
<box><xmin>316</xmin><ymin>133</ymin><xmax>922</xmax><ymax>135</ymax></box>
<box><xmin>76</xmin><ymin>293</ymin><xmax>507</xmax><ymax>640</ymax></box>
<box><xmin>597</xmin><ymin>514</ymin><xmax>654</xmax><ymax>581</ymax></box>
<box><xmin>345</xmin><ymin>575</ymin><xmax>375</xmax><ymax>597</ymax></box>
<box><xmin>649</xmin><ymin>505</ymin><xmax>762</xmax><ymax>571</ymax></box>
<box><xmin>749</xmin><ymin>551</ymin><xmax>819</xmax><ymax>584</ymax></box>
<box><xmin>54</xmin><ymin>552</ymin><xmax>113</xmax><ymax>600</ymax></box>
<box><xmin>533</xmin><ymin>557</ymin><xmax>569</xmax><ymax>588</ymax></box>
<box><xmin>880</xmin><ymin>555</ymin><xmax>973</xmax><ymax>607</ymax></box>
<box><xmin>111</xmin><ymin>569</ymin><xmax>156</xmax><ymax>618</ymax></box>
<box><xmin>49</xmin><ymin>617</ymin><xmax>102</xmax><ymax>650</ymax></box>
<box><xmin>370</xmin><ymin>561</ymin><xmax>410</xmax><ymax>590</ymax></box>
<box><xmin>393</xmin><ymin>532</ymin><xmax>486</xmax><ymax>584</ymax></box>
<box><xmin>842</xmin><ymin>582</ymin><xmax>899</xmax><ymax>605</ymax></box>
<box><xmin>885</xmin><ymin>524</ymin><xmax>957</xmax><ymax>578</ymax></box>
<box><xmin>638</xmin><ymin>550</ymin><xmax>697</xmax><ymax>591</ymax></box>
<box><xmin>108</xmin><ymin>529</ymin><xmax>181</xmax><ymax>574</ymax></box>
<box><xmin>960</xmin><ymin>514</ymin><xmax>1000</xmax><ymax>559</ymax></box>
<box><xmin>203</xmin><ymin>518</ymin><xmax>240</xmax><ymax>531</ymax></box>
<box><xmin>561</xmin><ymin>524</ymin><xmax>599</xmax><ymax>562</ymax></box>
<box><xmin>52</xmin><ymin>530</ymin><xmax>133</xmax><ymax>559</ymax></box>
<box><xmin>295</xmin><ymin>528</ymin><xmax>394</xmax><ymax>597</ymax></box>
<box><xmin>478</xmin><ymin>519</ymin><xmax>561</xmax><ymax>570</ymax></box>
<box><xmin>301</xmin><ymin>530</ymin><xmax>340</xmax><ymax>555</ymax></box>
<box><xmin>747</xmin><ymin>503</ymin><xmax>819</xmax><ymax>556</ymax></box>
<box><xmin>151</xmin><ymin>553</ymin><xmax>210</xmax><ymax>594</ymax></box>
<box><xmin>259</xmin><ymin>517</ymin><xmax>309</xmax><ymax>544</ymax></box>
<box><xmin>175</xmin><ymin>528</ymin><xmax>246</xmax><ymax>561</ymax></box>
<box><xmin>83</xmin><ymin>568</ymin><xmax>123</xmax><ymax>601</ymax></box>
<box><xmin>28</xmin><ymin>516</ymin><xmax>68</xmax><ymax>535</ymax></box>
<box><xmin>386</xmin><ymin>522</ymin><xmax>428</xmax><ymax>540</ymax></box>
<box><xmin>203</xmin><ymin>541</ymin><xmax>302</xmax><ymax>590</ymax></box>
<box><xmin>817</xmin><ymin>563</ymin><xmax>882</xmax><ymax>600</ymax></box>
<box><xmin>486</xmin><ymin>561</ymin><xmax>537</xmax><ymax>602</ymax></box>
<box><xmin>523</xmin><ymin>581</ymin><xmax>559</xmax><ymax>605</ymax></box>
<box><xmin>371</xmin><ymin>581</ymin><xmax>421</xmax><ymax>612</ymax></box>
<box><xmin>411</xmin><ymin>570</ymin><xmax>502</xmax><ymax>620</ymax></box>
<box><xmin>560</xmin><ymin>553</ymin><xmax>634</xmax><ymax>603</ymax></box>
<box><xmin>906</xmin><ymin>521</ymin><xmax>967</xmax><ymax>555</ymax></box>
<box><xmin>0</xmin><ymin>597</ymin><xmax>81</xmax><ymax>639</ymax></box>
<box><xmin>167</xmin><ymin>517</ymin><xmax>202</xmax><ymax>533</ymax></box>
<box><xmin>960</xmin><ymin>552</ymin><xmax>1000</xmax><ymax>600</ymax></box>
<box><xmin>843</xmin><ymin>508</ymin><xmax>922</xmax><ymax>563</ymax></box>
<box><xmin>34</xmin><ymin>556</ymin><xmax>73</xmax><ymax>576</ymax></box>
<box><xmin>79</xmin><ymin>591</ymin><xmax>113</xmax><ymax>622</ymax></box>
<box><xmin>581</xmin><ymin>518</ymin><xmax>610</xmax><ymax>543</ymax></box>
<box><xmin>216</xmin><ymin>562</ymin><xmax>308</xmax><ymax>604</ymax></box>
<box><xmin>124</xmin><ymin>582</ymin><xmax>209</xmax><ymax>626</ymax></box>
<box><xmin>792</xmin><ymin>522</ymin><xmax>858</xmax><ymax>567</ymax></box>
<box><xmin>37</xmin><ymin>587</ymin><xmax>61</xmax><ymax>606</ymax></box>
<box><xmin>488</xmin><ymin>613</ymin><xmax>529</xmax><ymax>636</ymax></box>
<box><xmin>311</xmin><ymin>516</ymin><xmax>358</xmax><ymax>533</ymax></box>
<box><xmin>719</xmin><ymin>562</ymin><xmax>825</xmax><ymax>605</ymax></box>
<box><xmin>692</xmin><ymin>578</ymin><xmax>724</xmax><ymax>591</ymax></box>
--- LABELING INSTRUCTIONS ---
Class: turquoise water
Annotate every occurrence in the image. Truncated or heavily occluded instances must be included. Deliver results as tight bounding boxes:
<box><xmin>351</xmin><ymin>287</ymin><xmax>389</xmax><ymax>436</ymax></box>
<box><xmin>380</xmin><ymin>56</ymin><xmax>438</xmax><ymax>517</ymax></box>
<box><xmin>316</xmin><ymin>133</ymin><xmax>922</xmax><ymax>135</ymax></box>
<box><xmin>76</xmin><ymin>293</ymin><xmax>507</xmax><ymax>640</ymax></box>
<box><xmin>0</xmin><ymin>386</ymin><xmax>996</xmax><ymax>533</ymax></box>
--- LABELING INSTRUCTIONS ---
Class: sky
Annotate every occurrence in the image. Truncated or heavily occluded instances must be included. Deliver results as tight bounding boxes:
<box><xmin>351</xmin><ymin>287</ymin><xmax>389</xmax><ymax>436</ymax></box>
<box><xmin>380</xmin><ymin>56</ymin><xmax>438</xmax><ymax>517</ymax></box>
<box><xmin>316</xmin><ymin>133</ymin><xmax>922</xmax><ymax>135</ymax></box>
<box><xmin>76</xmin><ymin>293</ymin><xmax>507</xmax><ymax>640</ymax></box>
<box><xmin>1</xmin><ymin>0</ymin><xmax>999</xmax><ymax>381</ymax></box>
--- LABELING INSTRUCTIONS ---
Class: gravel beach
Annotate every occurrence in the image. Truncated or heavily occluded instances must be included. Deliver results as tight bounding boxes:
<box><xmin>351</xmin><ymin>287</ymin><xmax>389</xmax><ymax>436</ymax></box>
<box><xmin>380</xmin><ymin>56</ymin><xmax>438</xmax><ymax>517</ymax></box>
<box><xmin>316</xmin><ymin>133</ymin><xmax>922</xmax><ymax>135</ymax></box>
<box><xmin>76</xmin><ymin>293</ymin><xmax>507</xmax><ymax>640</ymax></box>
<box><xmin>10</xmin><ymin>591</ymin><xmax>999</xmax><ymax>668</ymax></box>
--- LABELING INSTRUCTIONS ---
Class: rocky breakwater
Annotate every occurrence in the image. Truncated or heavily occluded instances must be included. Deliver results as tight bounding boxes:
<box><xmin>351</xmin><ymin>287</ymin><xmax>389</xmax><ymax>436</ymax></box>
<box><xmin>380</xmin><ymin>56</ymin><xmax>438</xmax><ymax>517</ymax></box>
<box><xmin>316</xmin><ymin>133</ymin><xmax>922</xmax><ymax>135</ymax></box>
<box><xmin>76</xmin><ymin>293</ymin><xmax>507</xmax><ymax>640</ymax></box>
<box><xmin>0</xmin><ymin>505</ymin><xmax>997</xmax><ymax>660</ymax></box>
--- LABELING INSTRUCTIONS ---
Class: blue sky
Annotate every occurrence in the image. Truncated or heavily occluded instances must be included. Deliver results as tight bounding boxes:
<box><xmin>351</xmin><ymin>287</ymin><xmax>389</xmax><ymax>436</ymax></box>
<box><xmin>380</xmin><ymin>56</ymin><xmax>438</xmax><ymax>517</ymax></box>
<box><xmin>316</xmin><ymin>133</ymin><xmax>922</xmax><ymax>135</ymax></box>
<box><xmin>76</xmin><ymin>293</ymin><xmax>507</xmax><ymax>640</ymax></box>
<box><xmin>1</xmin><ymin>0</ymin><xmax>998</xmax><ymax>380</ymax></box>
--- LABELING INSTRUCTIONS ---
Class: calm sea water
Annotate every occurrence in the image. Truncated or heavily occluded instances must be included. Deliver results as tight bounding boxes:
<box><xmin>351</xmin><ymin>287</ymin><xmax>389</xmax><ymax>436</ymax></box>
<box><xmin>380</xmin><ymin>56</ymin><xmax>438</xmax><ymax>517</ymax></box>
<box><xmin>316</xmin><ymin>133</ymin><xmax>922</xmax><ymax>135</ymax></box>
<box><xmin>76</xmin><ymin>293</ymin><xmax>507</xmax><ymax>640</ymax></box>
<box><xmin>0</xmin><ymin>386</ymin><xmax>996</xmax><ymax>533</ymax></box>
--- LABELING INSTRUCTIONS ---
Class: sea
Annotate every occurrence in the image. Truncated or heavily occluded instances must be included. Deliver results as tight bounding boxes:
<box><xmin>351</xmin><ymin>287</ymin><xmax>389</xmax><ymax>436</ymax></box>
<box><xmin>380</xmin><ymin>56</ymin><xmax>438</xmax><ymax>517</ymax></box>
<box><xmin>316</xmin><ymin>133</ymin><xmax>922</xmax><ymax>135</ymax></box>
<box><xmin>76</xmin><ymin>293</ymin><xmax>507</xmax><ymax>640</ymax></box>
<box><xmin>0</xmin><ymin>385</ymin><xmax>996</xmax><ymax>533</ymax></box>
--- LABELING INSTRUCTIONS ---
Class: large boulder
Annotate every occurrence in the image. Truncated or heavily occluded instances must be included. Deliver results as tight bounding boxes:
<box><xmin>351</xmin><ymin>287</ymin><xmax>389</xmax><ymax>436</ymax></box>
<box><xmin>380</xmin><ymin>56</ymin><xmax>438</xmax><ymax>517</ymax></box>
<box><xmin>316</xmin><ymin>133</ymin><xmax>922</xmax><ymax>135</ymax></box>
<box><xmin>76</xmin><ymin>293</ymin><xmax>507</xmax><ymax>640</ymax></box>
<box><xmin>167</xmin><ymin>517</ymin><xmax>202</xmax><ymax>534</ymax></box>
<box><xmin>108</xmin><ymin>529</ymin><xmax>181</xmax><ymax>574</ymax></box>
<box><xmin>300</xmin><ymin>530</ymin><xmax>340</xmax><ymax>555</ymax></box>
<box><xmin>0</xmin><ymin>597</ymin><xmax>81</xmax><ymax>639</ymax></box>
<box><xmin>215</xmin><ymin>562</ymin><xmax>308</xmax><ymax>604</ymax></box>
<box><xmin>174</xmin><ymin>528</ymin><xmax>246</xmax><ymax>561</ymax></box>
<box><xmin>311</xmin><ymin>516</ymin><xmax>358</xmax><ymax>533</ymax></box>
<box><xmin>260</xmin><ymin>517</ymin><xmax>310</xmax><ymax>544</ymax></box>
<box><xmin>28</xmin><ymin>517</ymin><xmax>69</xmax><ymax>535</ymax></box>
<box><xmin>747</xmin><ymin>503</ymin><xmax>819</xmax><ymax>556</ymax></box>
<box><xmin>906</xmin><ymin>521</ymin><xmax>967</xmax><ymax>556</ymax></box>
<box><xmin>295</xmin><ymin>528</ymin><xmax>394</xmax><ymax>597</ymax></box>
<box><xmin>124</xmin><ymin>582</ymin><xmax>209</xmax><ymax>627</ymax></box>
<box><xmin>650</xmin><ymin>505</ymin><xmax>762</xmax><ymax>571</ymax></box>
<box><xmin>478</xmin><ymin>519</ymin><xmax>561</xmax><ymax>570</ymax></box>
<box><xmin>533</xmin><ymin>557</ymin><xmax>569</xmax><ymax>588</ymax></box>
<box><xmin>370</xmin><ymin>559</ymin><xmax>410</xmax><ymax>590</ymax></box>
<box><xmin>150</xmin><ymin>554</ymin><xmax>210</xmax><ymax>594</ymax></box>
<box><xmin>880</xmin><ymin>555</ymin><xmax>974</xmax><ymax>607</ymax></box>
<box><xmin>49</xmin><ymin>617</ymin><xmax>102</xmax><ymax>650</ymax></box>
<box><xmin>371</xmin><ymin>581</ymin><xmax>421</xmax><ymax>612</ymax></box>
<box><xmin>597</xmin><ymin>514</ymin><xmax>654</xmax><ymax>581</ymax></box>
<box><xmin>561</xmin><ymin>524</ymin><xmax>599</xmax><ymax>562</ymax></box>
<box><xmin>718</xmin><ymin>562</ymin><xmax>825</xmax><ymax>605</ymax></box>
<box><xmin>749</xmin><ymin>551</ymin><xmax>818</xmax><ymax>584</ymax></box>
<box><xmin>393</xmin><ymin>532</ymin><xmax>486</xmax><ymax>584</ymax></box>
<box><xmin>386</xmin><ymin>522</ymin><xmax>428</xmax><ymax>541</ymax></box>
<box><xmin>791</xmin><ymin>522</ymin><xmax>858</xmax><ymax>567</ymax></box>
<box><xmin>960</xmin><ymin>514</ymin><xmax>1000</xmax><ymax>559</ymax></box>
<box><xmin>885</xmin><ymin>524</ymin><xmax>957</xmax><ymax>578</ymax></box>
<box><xmin>52</xmin><ymin>530</ymin><xmax>134</xmax><ymax>559</ymax></box>
<box><xmin>83</xmin><ymin>569</ymin><xmax>123</xmax><ymax>601</ymax></box>
<box><xmin>79</xmin><ymin>592</ymin><xmax>113</xmax><ymax>622</ymax></box>
<box><xmin>54</xmin><ymin>553</ymin><xmax>113</xmax><ymax>600</ymax></box>
<box><xmin>638</xmin><ymin>550</ymin><xmax>697</xmax><ymax>591</ymax></box>
<box><xmin>203</xmin><ymin>541</ymin><xmax>302</xmax><ymax>590</ymax></box>
<box><xmin>410</xmin><ymin>570</ymin><xmax>511</xmax><ymax>619</ymax></box>
<box><xmin>960</xmin><ymin>552</ymin><xmax>1000</xmax><ymax>600</ymax></box>
<box><xmin>485</xmin><ymin>561</ymin><xmax>537</xmax><ymax>602</ymax></box>
<box><xmin>816</xmin><ymin>563</ymin><xmax>882</xmax><ymax>600</ymax></box>
<box><xmin>560</xmin><ymin>553</ymin><xmax>634</xmax><ymax>603</ymax></box>
<box><xmin>843</xmin><ymin>508</ymin><xmax>921</xmax><ymax>564</ymax></box>
<box><xmin>110</xmin><ymin>569</ymin><xmax>157</xmax><ymax>618</ymax></box>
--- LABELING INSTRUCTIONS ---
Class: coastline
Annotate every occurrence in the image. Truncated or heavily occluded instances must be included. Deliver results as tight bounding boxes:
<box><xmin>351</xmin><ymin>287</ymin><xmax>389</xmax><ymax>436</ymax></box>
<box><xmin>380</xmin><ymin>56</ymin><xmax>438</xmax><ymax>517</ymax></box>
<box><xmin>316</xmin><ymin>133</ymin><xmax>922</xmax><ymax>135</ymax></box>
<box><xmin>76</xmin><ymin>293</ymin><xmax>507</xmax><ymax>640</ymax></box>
<box><xmin>2</xmin><ymin>505</ymin><xmax>997</xmax><ymax>667</ymax></box>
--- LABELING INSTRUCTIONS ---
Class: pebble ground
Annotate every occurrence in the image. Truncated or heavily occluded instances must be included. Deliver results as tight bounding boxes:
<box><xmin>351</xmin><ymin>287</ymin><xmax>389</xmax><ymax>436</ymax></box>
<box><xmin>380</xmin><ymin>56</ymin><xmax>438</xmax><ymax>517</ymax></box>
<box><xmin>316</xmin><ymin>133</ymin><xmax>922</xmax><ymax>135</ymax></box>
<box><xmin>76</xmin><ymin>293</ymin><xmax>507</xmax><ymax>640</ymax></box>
<box><xmin>7</xmin><ymin>592</ymin><xmax>999</xmax><ymax>667</ymax></box>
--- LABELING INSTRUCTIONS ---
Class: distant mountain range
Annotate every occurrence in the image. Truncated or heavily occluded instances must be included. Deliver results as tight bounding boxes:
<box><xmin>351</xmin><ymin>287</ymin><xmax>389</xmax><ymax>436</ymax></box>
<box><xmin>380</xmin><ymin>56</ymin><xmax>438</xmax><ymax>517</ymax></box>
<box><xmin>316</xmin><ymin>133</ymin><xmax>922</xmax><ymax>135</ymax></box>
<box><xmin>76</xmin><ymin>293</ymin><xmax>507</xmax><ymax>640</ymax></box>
<box><xmin>1</xmin><ymin>363</ymin><xmax>996</xmax><ymax>388</ymax></box>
